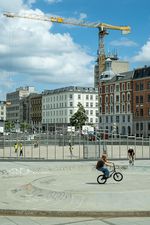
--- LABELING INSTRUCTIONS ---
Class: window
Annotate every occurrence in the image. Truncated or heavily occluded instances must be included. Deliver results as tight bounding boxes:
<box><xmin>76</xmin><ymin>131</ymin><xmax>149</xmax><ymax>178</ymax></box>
<box><xmin>122</xmin><ymin>83</ymin><xmax>125</xmax><ymax>91</ymax></box>
<box><xmin>128</xmin><ymin>115</ymin><xmax>130</xmax><ymax>122</ymax></box>
<box><xmin>116</xmin><ymin>95</ymin><xmax>119</xmax><ymax>102</ymax></box>
<box><xmin>70</xmin><ymin>110</ymin><xmax>73</xmax><ymax>115</ymax></box>
<box><xmin>140</xmin><ymin>108</ymin><xmax>143</xmax><ymax>116</ymax></box>
<box><xmin>116</xmin><ymin>85</ymin><xmax>119</xmax><ymax>92</ymax></box>
<box><xmin>86</xmin><ymin>102</ymin><xmax>89</xmax><ymax>107</ymax></box>
<box><xmin>140</xmin><ymin>83</ymin><xmax>144</xmax><ymax>90</ymax></box>
<box><xmin>140</xmin><ymin>96</ymin><xmax>143</xmax><ymax>103</ymax></box>
<box><xmin>90</xmin><ymin>110</ymin><xmax>93</xmax><ymax>115</ymax></box>
<box><xmin>110</xmin><ymin>85</ymin><xmax>114</xmax><ymax>93</ymax></box>
<box><xmin>105</xmin><ymin>86</ymin><xmax>109</xmax><ymax>93</ymax></box>
<box><xmin>147</xmin><ymin>82</ymin><xmax>150</xmax><ymax>89</ymax></box>
<box><xmin>90</xmin><ymin>95</ymin><xmax>93</xmax><ymax>100</ymax></box>
<box><xmin>105</xmin><ymin>96</ymin><xmax>108</xmax><ymax>103</ymax></box>
<box><xmin>99</xmin><ymin>96</ymin><xmax>102</xmax><ymax>104</ymax></box>
<box><xmin>136</xmin><ymin>84</ymin><xmax>139</xmax><ymax>91</ymax></box>
<box><xmin>86</xmin><ymin>95</ymin><xmax>89</xmax><ymax>100</ymax></box>
<box><xmin>122</xmin><ymin>104</ymin><xmax>125</xmax><ymax>113</ymax></box>
<box><xmin>127</xmin><ymin>93</ymin><xmax>130</xmax><ymax>101</ymax></box>
<box><xmin>122</xmin><ymin>94</ymin><xmax>125</xmax><ymax>102</ymax></box>
<box><xmin>116</xmin><ymin>116</ymin><xmax>119</xmax><ymax>123</ymax></box>
<box><xmin>106</xmin><ymin>116</ymin><xmax>108</xmax><ymax>123</ymax></box>
<box><xmin>148</xmin><ymin>123</ymin><xmax>150</xmax><ymax>130</ymax></box>
<box><xmin>110</xmin><ymin>106</ymin><xmax>113</xmax><ymax>113</ymax></box>
<box><xmin>122</xmin><ymin>115</ymin><xmax>125</xmax><ymax>122</ymax></box>
<box><xmin>105</xmin><ymin>106</ymin><xmax>108</xmax><ymax>113</ymax></box>
<box><xmin>148</xmin><ymin>95</ymin><xmax>150</xmax><ymax>102</ymax></box>
<box><xmin>90</xmin><ymin>102</ymin><xmax>93</xmax><ymax>107</ymax></box>
<box><xmin>78</xmin><ymin>94</ymin><xmax>81</xmax><ymax>100</ymax></box>
<box><xmin>127</xmin><ymin>82</ymin><xmax>130</xmax><ymax>90</ymax></box>
<box><xmin>140</xmin><ymin>123</ymin><xmax>143</xmax><ymax>130</ymax></box>
<box><xmin>116</xmin><ymin>105</ymin><xmax>119</xmax><ymax>113</ymax></box>
<box><xmin>69</xmin><ymin>94</ymin><xmax>72</xmax><ymax>99</ymax></box>
<box><xmin>136</xmin><ymin>123</ymin><xmax>139</xmax><ymax>130</ymax></box>
<box><xmin>136</xmin><ymin>96</ymin><xmax>139</xmax><ymax>104</ymax></box>
<box><xmin>127</xmin><ymin>104</ymin><xmax>130</xmax><ymax>112</ymax></box>
<box><xmin>70</xmin><ymin>102</ymin><xmax>73</xmax><ymax>107</ymax></box>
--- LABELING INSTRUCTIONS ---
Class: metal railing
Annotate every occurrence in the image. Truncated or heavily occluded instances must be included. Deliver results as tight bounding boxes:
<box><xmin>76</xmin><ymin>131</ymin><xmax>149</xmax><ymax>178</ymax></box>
<box><xmin>0</xmin><ymin>131</ymin><xmax>150</xmax><ymax>160</ymax></box>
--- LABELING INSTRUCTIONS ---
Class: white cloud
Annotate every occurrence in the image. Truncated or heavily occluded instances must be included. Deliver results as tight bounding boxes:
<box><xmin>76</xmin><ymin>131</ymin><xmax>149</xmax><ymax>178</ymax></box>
<box><xmin>46</xmin><ymin>0</ymin><xmax>62</xmax><ymax>4</ymax></box>
<box><xmin>0</xmin><ymin>0</ymin><xmax>25</xmax><ymax>12</ymax></box>
<box><xmin>0</xmin><ymin>8</ymin><xmax>94</xmax><ymax>98</ymax></box>
<box><xmin>110</xmin><ymin>38</ymin><xmax>138</xmax><ymax>47</ymax></box>
<box><xmin>132</xmin><ymin>39</ymin><xmax>150</xmax><ymax>62</ymax></box>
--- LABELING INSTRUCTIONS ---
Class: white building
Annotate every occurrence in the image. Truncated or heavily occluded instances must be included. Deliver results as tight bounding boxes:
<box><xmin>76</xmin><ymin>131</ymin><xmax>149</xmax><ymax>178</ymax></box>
<box><xmin>0</xmin><ymin>101</ymin><xmax>6</xmax><ymax>121</ymax></box>
<box><xmin>42</xmin><ymin>86</ymin><xmax>99</xmax><ymax>128</ymax></box>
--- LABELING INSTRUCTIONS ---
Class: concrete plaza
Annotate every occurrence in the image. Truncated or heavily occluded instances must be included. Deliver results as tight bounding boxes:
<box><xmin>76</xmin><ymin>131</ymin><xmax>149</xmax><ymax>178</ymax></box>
<box><xmin>0</xmin><ymin>159</ymin><xmax>150</xmax><ymax>224</ymax></box>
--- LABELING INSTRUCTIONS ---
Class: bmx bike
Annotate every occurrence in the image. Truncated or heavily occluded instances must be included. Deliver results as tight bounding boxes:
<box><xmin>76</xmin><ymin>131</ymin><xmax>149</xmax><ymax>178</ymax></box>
<box><xmin>97</xmin><ymin>163</ymin><xmax>123</xmax><ymax>184</ymax></box>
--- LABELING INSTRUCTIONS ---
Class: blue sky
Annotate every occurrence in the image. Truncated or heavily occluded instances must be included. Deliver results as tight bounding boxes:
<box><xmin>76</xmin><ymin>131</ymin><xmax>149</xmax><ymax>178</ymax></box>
<box><xmin>0</xmin><ymin>0</ymin><xmax>150</xmax><ymax>99</ymax></box>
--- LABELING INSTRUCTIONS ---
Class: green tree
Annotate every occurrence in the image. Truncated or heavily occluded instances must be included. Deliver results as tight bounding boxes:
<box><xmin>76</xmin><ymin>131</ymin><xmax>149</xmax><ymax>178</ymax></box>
<box><xmin>20</xmin><ymin>122</ymin><xmax>31</xmax><ymax>132</ymax></box>
<box><xmin>70</xmin><ymin>103</ymin><xmax>88</xmax><ymax>129</ymax></box>
<box><xmin>5</xmin><ymin>121</ymin><xmax>15</xmax><ymax>132</ymax></box>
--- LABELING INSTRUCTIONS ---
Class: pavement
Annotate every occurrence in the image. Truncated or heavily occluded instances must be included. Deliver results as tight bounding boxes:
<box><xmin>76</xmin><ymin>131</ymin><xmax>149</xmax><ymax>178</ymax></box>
<box><xmin>0</xmin><ymin>159</ymin><xmax>150</xmax><ymax>224</ymax></box>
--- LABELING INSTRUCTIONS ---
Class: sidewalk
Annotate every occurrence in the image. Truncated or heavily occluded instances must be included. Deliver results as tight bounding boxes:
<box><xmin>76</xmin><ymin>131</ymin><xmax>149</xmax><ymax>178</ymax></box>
<box><xmin>0</xmin><ymin>160</ymin><xmax>150</xmax><ymax>223</ymax></box>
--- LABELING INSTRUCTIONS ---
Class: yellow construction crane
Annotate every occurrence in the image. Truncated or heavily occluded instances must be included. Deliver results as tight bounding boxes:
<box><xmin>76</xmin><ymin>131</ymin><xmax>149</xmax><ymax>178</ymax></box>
<box><xmin>4</xmin><ymin>12</ymin><xmax>131</xmax><ymax>82</ymax></box>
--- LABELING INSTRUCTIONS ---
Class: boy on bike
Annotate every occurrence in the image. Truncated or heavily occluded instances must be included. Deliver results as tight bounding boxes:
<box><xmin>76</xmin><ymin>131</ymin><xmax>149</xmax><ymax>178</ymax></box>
<box><xmin>128</xmin><ymin>147</ymin><xmax>135</xmax><ymax>165</ymax></box>
<box><xmin>96</xmin><ymin>154</ymin><xmax>113</xmax><ymax>178</ymax></box>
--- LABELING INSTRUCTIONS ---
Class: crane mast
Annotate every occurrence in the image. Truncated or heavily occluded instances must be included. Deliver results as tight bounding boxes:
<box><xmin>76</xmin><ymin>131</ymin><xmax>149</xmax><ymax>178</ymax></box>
<box><xmin>4</xmin><ymin>12</ymin><xmax>131</xmax><ymax>84</ymax></box>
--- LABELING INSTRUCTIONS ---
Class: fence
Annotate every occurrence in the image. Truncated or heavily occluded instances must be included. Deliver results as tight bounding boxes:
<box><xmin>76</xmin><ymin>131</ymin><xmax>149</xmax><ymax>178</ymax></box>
<box><xmin>0</xmin><ymin>132</ymin><xmax>150</xmax><ymax>160</ymax></box>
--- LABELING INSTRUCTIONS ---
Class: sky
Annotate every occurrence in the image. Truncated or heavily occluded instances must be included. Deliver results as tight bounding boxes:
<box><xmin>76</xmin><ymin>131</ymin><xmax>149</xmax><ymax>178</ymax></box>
<box><xmin>0</xmin><ymin>0</ymin><xmax>150</xmax><ymax>99</ymax></box>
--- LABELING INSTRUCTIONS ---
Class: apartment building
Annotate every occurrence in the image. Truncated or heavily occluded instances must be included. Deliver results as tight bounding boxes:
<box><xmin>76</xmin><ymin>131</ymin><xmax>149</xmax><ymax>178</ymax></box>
<box><xmin>133</xmin><ymin>66</ymin><xmax>150</xmax><ymax>137</ymax></box>
<box><xmin>0</xmin><ymin>101</ymin><xmax>6</xmax><ymax>121</ymax></box>
<box><xmin>6</xmin><ymin>86</ymin><xmax>36</xmax><ymax>123</ymax></box>
<box><xmin>42</xmin><ymin>86</ymin><xmax>98</xmax><ymax>129</ymax></box>
<box><xmin>99</xmin><ymin>71</ymin><xmax>134</xmax><ymax>136</ymax></box>
<box><xmin>98</xmin><ymin>58</ymin><xmax>150</xmax><ymax>137</ymax></box>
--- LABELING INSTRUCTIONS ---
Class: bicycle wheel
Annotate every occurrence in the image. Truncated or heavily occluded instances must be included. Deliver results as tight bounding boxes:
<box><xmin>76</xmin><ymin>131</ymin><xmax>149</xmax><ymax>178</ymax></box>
<box><xmin>97</xmin><ymin>175</ymin><xmax>107</xmax><ymax>184</ymax></box>
<box><xmin>113</xmin><ymin>172</ymin><xmax>123</xmax><ymax>182</ymax></box>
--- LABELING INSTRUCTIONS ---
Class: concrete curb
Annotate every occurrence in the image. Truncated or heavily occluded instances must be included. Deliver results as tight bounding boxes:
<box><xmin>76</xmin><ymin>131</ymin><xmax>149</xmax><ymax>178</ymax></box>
<box><xmin>0</xmin><ymin>209</ymin><xmax>150</xmax><ymax>217</ymax></box>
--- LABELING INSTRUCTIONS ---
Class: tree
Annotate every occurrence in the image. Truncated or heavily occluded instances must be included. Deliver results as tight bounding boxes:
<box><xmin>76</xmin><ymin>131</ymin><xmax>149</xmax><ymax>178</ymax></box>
<box><xmin>70</xmin><ymin>103</ymin><xmax>88</xmax><ymax>129</ymax></box>
<box><xmin>4</xmin><ymin>121</ymin><xmax>15</xmax><ymax>132</ymax></box>
<box><xmin>20</xmin><ymin>122</ymin><xmax>31</xmax><ymax>132</ymax></box>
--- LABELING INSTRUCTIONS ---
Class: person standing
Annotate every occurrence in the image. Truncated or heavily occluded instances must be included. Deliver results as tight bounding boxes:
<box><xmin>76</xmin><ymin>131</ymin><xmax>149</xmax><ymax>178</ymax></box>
<box><xmin>128</xmin><ymin>147</ymin><xmax>135</xmax><ymax>165</ymax></box>
<box><xmin>19</xmin><ymin>142</ymin><xmax>23</xmax><ymax>156</ymax></box>
<box><xmin>14</xmin><ymin>142</ymin><xmax>18</xmax><ymax>153</ymax></box>
<box><xmin>68</xmin><ymin>140</ymin><xmax>73</xmax><ymax>155</ymax></box>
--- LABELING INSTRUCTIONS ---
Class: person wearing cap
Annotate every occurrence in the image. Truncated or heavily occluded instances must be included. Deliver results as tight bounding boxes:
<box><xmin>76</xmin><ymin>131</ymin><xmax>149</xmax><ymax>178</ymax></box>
<box><xmin>96</xmin><ymin>154</ymin><xmax>113</xmax><ymax>178</ymax></box>
<box><xmin>128</xmin><ymin>147</ymin><xmax>135</xmax><ymax>165</ymax></box>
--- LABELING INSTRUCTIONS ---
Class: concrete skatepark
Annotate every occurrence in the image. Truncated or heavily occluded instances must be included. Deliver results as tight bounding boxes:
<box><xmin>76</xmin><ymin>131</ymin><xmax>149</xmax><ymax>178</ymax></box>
<box><xmin>0</xmin><ymin>159</ymin><xmax>150</xmax><ymax>224</ymax></box>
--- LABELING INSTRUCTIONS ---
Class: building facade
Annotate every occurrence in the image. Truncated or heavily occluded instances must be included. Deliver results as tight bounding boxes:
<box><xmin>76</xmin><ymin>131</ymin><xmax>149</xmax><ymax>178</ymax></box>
<box><xmin>6</xmin><ymin>86</ymin><xmax>36</xmax><ymax>123</ymax></box>
<box><xmin>42</xmin><ymin>86</ymin><xmax>98</xmax><ymax>129</ymax></box>
<box><xmin>0</xmin><ymin>101</ymin><xmax>6</xmax><ymax>121</ymax></box>
<box><xmin>98</xmin><ymin>60</ymin><xmax>150</xmax><ymax>138</ymax></box>
<box><xmin>132</xmin><ymin>66</ymin><xmax>150</xmax><ymax>137</ymax></box>
<box><xmin>99</xmin><ymin>71</ymin><xmax>134</xmax><ymax>136</ymax></box>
